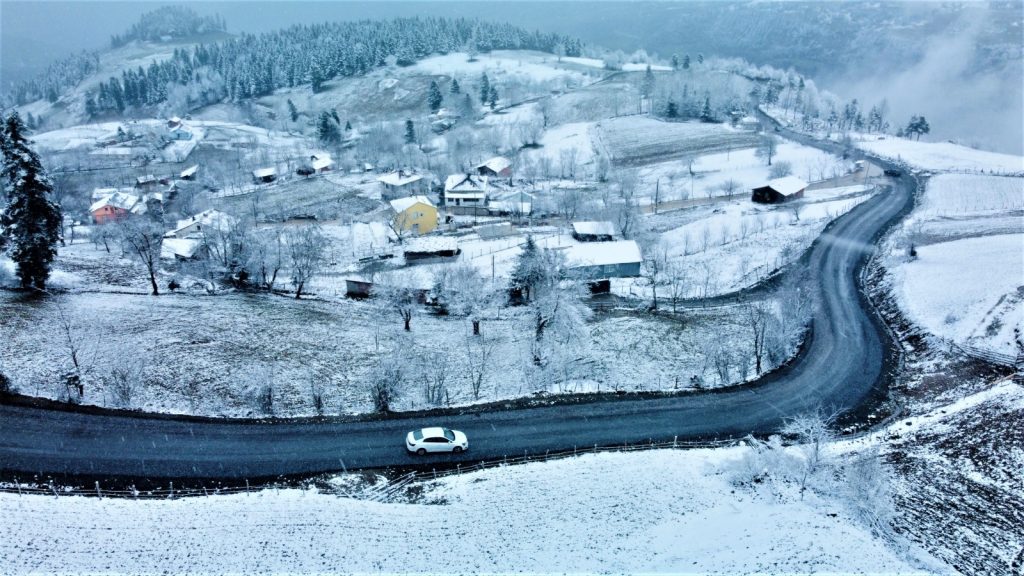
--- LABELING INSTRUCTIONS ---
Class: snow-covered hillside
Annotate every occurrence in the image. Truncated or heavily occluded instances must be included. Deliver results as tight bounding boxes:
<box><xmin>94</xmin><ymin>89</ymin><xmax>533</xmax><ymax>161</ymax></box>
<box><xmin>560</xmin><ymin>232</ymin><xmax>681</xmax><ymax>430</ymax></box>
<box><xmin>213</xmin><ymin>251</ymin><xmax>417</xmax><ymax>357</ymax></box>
<box><xmin>0</xmin><ymin>446</ymin><xmax>937</xmax><ymax>574</ymax></box>
<box><xmin>857</xmin><ymin>137</ymin><xmax>1024</xmax><ymax>174</ymax></box>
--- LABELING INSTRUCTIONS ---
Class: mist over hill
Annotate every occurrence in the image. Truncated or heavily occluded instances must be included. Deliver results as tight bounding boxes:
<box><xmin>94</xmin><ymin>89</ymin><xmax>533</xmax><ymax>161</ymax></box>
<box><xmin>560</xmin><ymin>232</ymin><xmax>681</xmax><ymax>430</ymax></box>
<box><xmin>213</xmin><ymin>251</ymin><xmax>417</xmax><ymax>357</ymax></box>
<box><xmin>3</xmin><ymin>1</ymin><xmax>1020</xmax><ymax>153</ymax></box>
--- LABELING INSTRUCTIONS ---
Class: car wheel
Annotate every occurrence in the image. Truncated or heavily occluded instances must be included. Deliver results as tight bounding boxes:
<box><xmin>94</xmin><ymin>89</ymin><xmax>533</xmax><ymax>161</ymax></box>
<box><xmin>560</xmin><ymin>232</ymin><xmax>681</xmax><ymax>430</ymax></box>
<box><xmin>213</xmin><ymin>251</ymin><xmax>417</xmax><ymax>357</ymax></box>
<box><xmin>453</xmin><ymin>446</ymin><xmax>463</xmax><ymax>454</ymax></box>
<box><xmin>416</xmin><ymin>448</ymin><xmax>426</xmax><ymax>456</ymax></box>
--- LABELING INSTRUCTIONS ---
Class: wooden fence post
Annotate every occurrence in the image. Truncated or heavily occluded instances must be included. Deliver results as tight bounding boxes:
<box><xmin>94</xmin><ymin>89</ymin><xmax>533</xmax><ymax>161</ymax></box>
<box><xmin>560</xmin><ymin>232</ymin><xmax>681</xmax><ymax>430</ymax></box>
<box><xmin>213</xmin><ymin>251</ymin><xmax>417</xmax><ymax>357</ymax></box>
<box><xmin>95</xmin><ymin>481</ymin><xmax>102</xmax><ymax>499</ymax></box>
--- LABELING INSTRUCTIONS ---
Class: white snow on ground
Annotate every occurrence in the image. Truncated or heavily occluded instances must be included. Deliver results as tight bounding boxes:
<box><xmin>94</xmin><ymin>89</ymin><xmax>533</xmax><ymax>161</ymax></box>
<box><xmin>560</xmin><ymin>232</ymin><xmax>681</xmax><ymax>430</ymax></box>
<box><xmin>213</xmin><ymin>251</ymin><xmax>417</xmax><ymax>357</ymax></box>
<box><xmin>916</xmin><ymin>173</ymin><xmax>1024</xmax><ymax>219</ymax></box>
<box><xmin>0</xmin><ymin>448</ymin><xmax>931</xmax><ymax>574</ymax></box>
<box><xmin>520</xmin><ymin>121</ymin><xmax>597</xmax><ymax>169</ymax></box>
<box><xmin>410</xmin><ymin>51</ymin><xmax>587</xmax><ymax>83</ymax></box>
<box><xmin>857</xmin><ymin>137</ymin><xmax>1024</xmax><ymax>174</ymax></box>
<box><xmin>560</xmin><ymin>56</ymin><xmax>672</xmax><ymax>72</ymax></box>
<box><xmin>891</xmin><ymin>234</ymin><xmax>1023</xmax><ymax>358</ymax></box>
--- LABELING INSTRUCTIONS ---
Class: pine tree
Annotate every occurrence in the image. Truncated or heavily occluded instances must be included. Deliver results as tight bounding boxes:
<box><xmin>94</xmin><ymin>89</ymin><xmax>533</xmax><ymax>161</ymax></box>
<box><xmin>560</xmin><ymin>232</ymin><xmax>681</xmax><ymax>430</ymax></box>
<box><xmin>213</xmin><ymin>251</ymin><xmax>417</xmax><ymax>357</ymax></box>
<box><xmin>0</xmin><ymin>112</ymin><xmax>62</xmax><ymax>291</ymax></box>
<box><xmin>428</xmin><ymin>80</ymin><xmax>443</xmax><ymax>113</ymax></box>
<box><xmin>488</xmin><ymin>86</ymin><xmax>498</xmax><ymax>110</ymax></box>
<box><xmin>700</xmin><ymin>95</ymin><xmax>714</xmax><ymax>122</ymax></box>
<box><xmin>317</xmin><ymin>111</ymin><xmax>341</xmax><ymax>144</ymax></box>
<box><xmin>404</xmin><ymin>119</ymin><xmax>416</xmax><ymax>144</ymax></box>
<box><xmin>344</xmin><ymin>120</ymin><xmax>352</xmax><ymax>131</ymax></box>
<box><xmin>671</xmin><ymin>54</ymin><xmax>679</xmax><ymax>70</ymax></box>
<box><xmin>697</xmin><ymin>53</ymin><xmax>704</xmax><ymax>65</ymax></box>
<box><xmin>287</xmin><ymin>99</ymin><xmax>299</xmax><ymax>123</ymax></box>
<box><xmin>450</xmin><ymin>78</ymin><xmax>461</xmax><ymax>94</ymax></box>
<box><xmin>642</xmin><ymin>65</ymin><xmax>655</xmax><ymax>98</ymax></box>
<box><xmin>666</xmin><ymin>100</ymin><xmax>679</xmax><ymax>118</ymax></box>
<box><xmin>683</xmin><ymin>54</ymin><xmax>691</xmax><ymax>70</ymax></box>
<box><xmin>479</xmin><ymin>72</ymin><xmax>490</xmax><ymax>105</ymax></box>
<box><xmin>310</xmin><ymin>63</ymin><xmax>324</xmax><ymax>94</ymax></box>
<box><xmin>510</xmin><ymin>235</ymin><xmax>546</xmax><ymax>302</ymax></box>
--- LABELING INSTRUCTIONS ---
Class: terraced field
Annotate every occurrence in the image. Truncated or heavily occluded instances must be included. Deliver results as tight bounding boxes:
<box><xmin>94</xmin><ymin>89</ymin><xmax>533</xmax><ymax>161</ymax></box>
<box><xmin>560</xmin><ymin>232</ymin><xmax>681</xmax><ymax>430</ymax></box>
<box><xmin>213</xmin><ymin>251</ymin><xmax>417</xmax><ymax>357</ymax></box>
<box><xmin>596</xmin><ymin>117</ymin><xmax>761</xmax><ymax>166</ymax></box>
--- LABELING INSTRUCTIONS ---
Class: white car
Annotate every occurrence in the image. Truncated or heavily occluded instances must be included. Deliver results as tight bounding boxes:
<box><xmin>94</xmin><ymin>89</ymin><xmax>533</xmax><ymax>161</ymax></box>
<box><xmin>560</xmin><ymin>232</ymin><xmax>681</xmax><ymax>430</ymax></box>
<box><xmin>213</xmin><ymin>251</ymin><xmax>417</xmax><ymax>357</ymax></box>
<box><xmin>406</xmin><ymin>427</ymin><xmax>469</xmax><ymax>455</ymax></box>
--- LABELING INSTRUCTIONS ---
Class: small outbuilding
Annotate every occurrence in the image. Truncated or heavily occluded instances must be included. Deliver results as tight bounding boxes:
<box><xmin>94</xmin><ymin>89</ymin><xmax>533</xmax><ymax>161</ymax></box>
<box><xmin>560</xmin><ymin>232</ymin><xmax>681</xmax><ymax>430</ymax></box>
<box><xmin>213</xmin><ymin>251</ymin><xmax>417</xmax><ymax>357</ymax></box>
<box><xmin>403</xmin><ymin>236</ymin><xmax>461</xmax><ymax>263</ymax></box>
<box><xmin>751</xmin><ymin>176</ymin><xmax>807</xmax><ymax>204</ymax></box>
<box><xmin>476</xmin><ymin>156</ymin><xmax>512</xmax><ymax>178</ymax></box>
<box><xmin>180</xmin><ymin>165</ymin><xmax>199</xmax><ymax>180</ymax></box>
<box><xmin>253</xmin><ymin>167</ymin><xmax>277</xmax><ymax>184</ymax></box>
<box><xmin>571</xmin><ymin>221</ymin><xmax>617</xmax><ymax>242</ymax></box>
<box><xmin>563</xmin><ymin>240</ymin><xmax>642</xmax><ymax>280</ymax></box>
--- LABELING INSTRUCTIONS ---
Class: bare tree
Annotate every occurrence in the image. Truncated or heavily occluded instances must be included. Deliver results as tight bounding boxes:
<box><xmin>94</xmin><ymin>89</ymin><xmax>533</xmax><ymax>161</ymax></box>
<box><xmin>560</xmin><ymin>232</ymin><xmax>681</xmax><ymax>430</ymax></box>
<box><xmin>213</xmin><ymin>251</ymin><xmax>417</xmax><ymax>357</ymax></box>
<box><xmin>117</xmin><ymin>218</ymin><xmax>164</xmax><ymax>295</ymax></box>
<box><xmin>91</xmin><ymin>222</ymin><xmax>118</xmax><ymax>253</ymax></box>
<box><xmin>105</xmin><ymin>355</ymin><xmax>146</xmax><ymax>408</ymax></box>
<box><xmin>769</xmin><ymin>160</ymin><xmax>793</xmax><ymax>178</ymax></box>
<box><xmin>665</xmin><ymin>261</ymin><xmax>689</xmax><ymax>313</ymax></box>
<box><xmin>373</xmin><ymin>274</ymin><xmax>420</xmax><ymax>332</ymax></box>
<box><xmin>719</xmin><ymin>178</ymin><xmax>741</xmax><ymax>198</ymax></box>
<box><xmin>642</xmin><ymin>247</ymin><xmax>668</xmax><ymax>310</ymax></box>
<box><xmin>432</xmin><ymin>263</ymin><xmax>496</xmax><ymax>336</ymax></box>
<box><xmin>556</xmin><ymin>187</ymin><xmax>584</xmax><ymax>221</ymax></box>
<box><xmin>755</xmin><ymin>134</ymin><xmax>779</xmax><ymax>166</ymax></box>
<box><xmin>464</xmin><ymin>334</ymin><xmax>495</xmax><ymax>400</ymax></box>
<box><xmin>286</xmin><ymin>225</ymin><xmax>327</xmax><ymax>299</ymax></box>
<box><xmin>419</xmin><ymin>350</ymin><xmax>451</xmax><ymax>406</ymax></box>
<box><xmin>781</xmin><ymin>408</ymin><xmax>839</xmax><ymax>498</ymax></box>
<box><xmin>744</xmin><ymin>302</ymin><xmax>773</xmax><ymax>375</ymax></box>
<box><xmin>247</xmin><ymin>227</ymin><xmax>286</xmax><ymax>291</ymax></box>
<box><xmin>55</xmin><ymin>302</ymin><xmax>91</xmax><ymax>400</ymax></box>
<box><xmin>368</xmin><ymin>348</ymin><xmax>404</xmax><ymax>413</ymax></box>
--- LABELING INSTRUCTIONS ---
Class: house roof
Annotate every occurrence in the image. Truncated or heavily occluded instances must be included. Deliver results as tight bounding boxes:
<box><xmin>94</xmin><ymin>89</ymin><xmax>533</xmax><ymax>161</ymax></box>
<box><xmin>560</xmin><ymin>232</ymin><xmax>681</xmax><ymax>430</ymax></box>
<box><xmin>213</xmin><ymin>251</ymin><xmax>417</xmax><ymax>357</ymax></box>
<box><xmin>756</xmin><ymin>176</ymin><xmax>807</xmax><ymax>197</ymax></box>
<box><xmin>403</xmin><ymin>236</ymin><xmax>458</xmax><ymax>253</ymax></box>
<box><xmin>161</xmin><ymin>238</ymin><xmax>202</xmax><ymax>260</ymax></box>
<box><xmin>378</xmin><ymin>170</ymin><xmax>424</xmax><ymax>187</ymax></box>
<box><xmin>253</xmin><ymin>167</ymin><xmax>276</xmax><ymax>178</ymax></box>
<box><xmin>564</xmin><ymin>240</ymin><xmax>642</xmax><ymax>268</ymax></box>
<box><xmin>389</xmin><ymin>195</ymin><xmax>435</xmax><ymax>214</ymax></box>
<box><xmin>477</xmin><ymin>156</ymin><xmax>512</xmax><ymax>173</ymax></box>
<box><xmin>91</xmin><ymin>187</ymin><xmax>119</xmax><ymax>200</ymax></box>
<box><xmin>136</xmin><ymin>174</ymin><xmax>157</xmax><ymax>185</ymax></box>
<box><xmin>572</xmin><ymin>221</ymin><xmax>616</xmax><ymax>237</ymax></box>
<box><xmin>487</xmin><ymin>200</ymin><xmax>532</xmax><ymax>215</ymax></box>
<box><xmin>310</xmin><ymin>156</ymin><xmax>334</xmax><ymax>171</ymax></box>
<box><xmin>180</xmin><ymin>165</ymin><xmax>199</xmax><ymax>178</ymax></box>
<box><xmin>90</xmin><ymin>192</ymin><xmax>140</xmax><ymax>213</ymax></box>
<box><xmin>171</xmin><ymin>209</ymin><xmax>236</xmax><ymax>235</ymax></box>
<box><xmin>444</xmin><ymin>173</ymin><xmax>501</xmax><ymax>197</ymax></box>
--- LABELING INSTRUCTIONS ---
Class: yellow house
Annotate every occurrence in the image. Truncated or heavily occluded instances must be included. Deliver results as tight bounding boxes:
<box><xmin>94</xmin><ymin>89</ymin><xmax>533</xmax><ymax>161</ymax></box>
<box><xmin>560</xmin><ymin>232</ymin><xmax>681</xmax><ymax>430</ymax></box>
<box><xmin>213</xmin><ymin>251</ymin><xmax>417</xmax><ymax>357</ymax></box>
<box><xmin>389</xmin><ymin>195</ymin><xmax>437</xmax><ymax>235</ymax></box>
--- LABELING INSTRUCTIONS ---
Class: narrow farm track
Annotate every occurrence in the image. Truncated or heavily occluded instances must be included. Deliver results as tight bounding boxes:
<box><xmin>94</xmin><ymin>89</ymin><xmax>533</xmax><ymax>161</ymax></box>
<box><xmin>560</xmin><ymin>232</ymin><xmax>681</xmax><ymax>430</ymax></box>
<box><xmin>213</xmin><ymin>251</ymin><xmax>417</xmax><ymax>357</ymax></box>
<box><xmin>0</xmin><ymin>164</ymin><xmax>915</xmax><ymax>482</ymax></box>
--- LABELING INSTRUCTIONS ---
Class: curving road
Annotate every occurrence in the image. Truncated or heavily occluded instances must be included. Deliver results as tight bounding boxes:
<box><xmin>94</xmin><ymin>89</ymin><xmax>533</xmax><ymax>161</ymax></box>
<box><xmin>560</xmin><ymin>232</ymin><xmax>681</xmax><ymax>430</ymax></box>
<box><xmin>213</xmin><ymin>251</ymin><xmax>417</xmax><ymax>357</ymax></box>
<box><xmin>0</xmin><ymin>159</ymin><xmax>914</xmax><ymax>483</ymax></box>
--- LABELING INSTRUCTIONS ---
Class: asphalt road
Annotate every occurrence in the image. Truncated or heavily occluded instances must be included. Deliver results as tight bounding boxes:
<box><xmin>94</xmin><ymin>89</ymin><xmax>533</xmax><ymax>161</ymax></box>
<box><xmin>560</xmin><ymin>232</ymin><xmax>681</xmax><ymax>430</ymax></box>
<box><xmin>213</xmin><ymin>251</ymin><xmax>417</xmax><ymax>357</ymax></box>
<box><xmin>0</xmin><ymin>158</ymin><xmax>914</xmax><ymax>483</ymax></box>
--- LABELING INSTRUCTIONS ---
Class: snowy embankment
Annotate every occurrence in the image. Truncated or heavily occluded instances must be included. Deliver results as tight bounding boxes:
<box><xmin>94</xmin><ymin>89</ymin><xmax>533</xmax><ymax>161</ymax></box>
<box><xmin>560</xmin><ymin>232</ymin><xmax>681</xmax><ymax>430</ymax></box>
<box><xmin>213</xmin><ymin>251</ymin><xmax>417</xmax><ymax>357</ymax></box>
<box><xmin>891</xmin><ymin>234</ymin><xmax>1023</xmax><ymax>359</ymax></box>
<box><xmin>857</xmin><ymin>138</ymin><xmax>1024</xmax><ymax>174</ymax></box>
<box><xmin>0</xmin><ymin>447</ymin><xmax>933</xmax><ymax>574</ymax></box>
<box><xmin>886</xmin><ymin>174</ymin><xmax>1023</xmax><ymax>359</ymax></box>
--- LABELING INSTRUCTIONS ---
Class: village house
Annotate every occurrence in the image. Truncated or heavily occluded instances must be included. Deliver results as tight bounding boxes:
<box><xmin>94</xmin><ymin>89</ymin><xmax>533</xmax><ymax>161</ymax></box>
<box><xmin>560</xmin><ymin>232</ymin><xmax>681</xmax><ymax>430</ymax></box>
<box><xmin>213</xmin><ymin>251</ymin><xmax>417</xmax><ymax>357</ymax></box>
<box><xmin>180</xmin><ymin>165</ymin><xmax>199</xmax><ymax>180</ymax></box>
<box><xmin>168</xmin><ymin>209</ymin><xmax>236</xmax><ymax>239</ymax></box>
<box><xmin>562</xmin><ymin>240</ymin><xmax>643</xmax><ymax>280</ymax></box>
<box><xmin>377</xmin><ymin>169</ymin><xmax>428</xmax><ymax>199</ymax></box>
<box><xmin>160</xmin><ymin>237</ymin><xmax>204</xmax><ymax>262</ymax></box>
<box><xmin>90</xmin><ymin>192</ymin><xmax>142</xmax><ymax>224</ymax></box>
<box><xmin>476</xmin><ymin>156</ymin><xmax>512</xmax><ymax>178</ymax></box>
<box><xmin>389</xmin><ymin>195</ymin><xmax>438</xmax><ymax>235</ymax></box>
<box><xmin>751</xmin><ymin>176</ymin><xmax>808</xmax><ymax>204</ymax></box>
<box><xmin>571</xmin><ymin>221</ymin><xmax>617</xmax><ymax>242</ymax></box>
<box><xmin>402</xmin><ymin>236</ymin><xmax>460</xmax><ymax>263</ymax></box>
<box><xmin>444</xmin><ymin>173</ymin><xmax>500</xmax><ymax>215</ymax></box>
<box><xmin>253</xmin><ymin>167</ymin><xmax>277</xmax><ymax>184</ymax></box>
<box><xmin>298</xmin><ymin>153</ymin><xmax>334</xmax><ymax>176</ymax></box>
<box><xmin>135</xmin><ymin>174</ymin><xmax>158</xmax><ymax>189</ymax></box>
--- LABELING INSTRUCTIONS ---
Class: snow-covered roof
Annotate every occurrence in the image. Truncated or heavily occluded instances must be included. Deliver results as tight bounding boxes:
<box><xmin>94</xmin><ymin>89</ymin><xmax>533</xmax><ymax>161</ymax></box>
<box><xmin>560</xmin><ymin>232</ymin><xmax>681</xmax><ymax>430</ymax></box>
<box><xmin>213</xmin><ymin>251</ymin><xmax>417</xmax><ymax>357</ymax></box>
<box><xmin>136</xmin><ymin>174</ymin><xmax>157</xmax><ymax>185</ymax></box>
<box><xmin>172</xmin><ymin>209</ymin><xmax>236</xmax><ymax>235</ymax></box>
<box><xmin>488</xmin><ymin>200</ymin><xmax>532</xmax><ymax>215</ymax></box>
<box><xmin>253</xmin><ymin>167</ymin><xmax>276</xmax><ymax>178</ymax></box>
<box><xmin>564</xmin><ymin>240</ymin><xmax>642</xmax><ymax>268</ymax></box>
<box><xmin>475</xmin><ymin>222</ymin><xmax>517</xmax><ymax>239</ymax></box>
<box><xmin>444</xmin><ymin>173</ymin><xmax>500</xmax><ymax>197</ymax></box>
<box><xmin>572</xmin><ymin>221</ymin><xmax>616</xmax><ymax>237</ymax></box>
<box><xmin>403</xmin><ymin>236</ymin><xmax>458</xmax><ymax>253</ymax></box>
<box><xmin>310</xmin><ymin>156</ymin><xmax>334</xmax><ymax>171</ymax></box>
<box><xmin>90</xmin><ymin>192</ymin><xmax>140</xmax><ymax>213</ymax></box>
<box><xmin>378</xmin><ymin>170</ymin><xmax>424</xmax><ymax>187</ymax></box>
<box><xmin>757</xmin><ymin>176</ymin><xmax>808</xmax><ymax>197</ymax></box>
<box><xmin>180</xmin><ymin>165</ymin><xmax>199</xmax><ymax>178</ymax></box>
<box><xmin>389</xmin><ymin>195</ymin><xmax>435</xmax><ymax>214</ymax></box>
<box><xmin>477</xmin><ymin>156</ymin><xmax>512</xmax><ymax>173</ymax></box>
<box><xmin>161</xmin><ymin>238</ymin><xmax>202</xmax><ymax>260</ymax></box>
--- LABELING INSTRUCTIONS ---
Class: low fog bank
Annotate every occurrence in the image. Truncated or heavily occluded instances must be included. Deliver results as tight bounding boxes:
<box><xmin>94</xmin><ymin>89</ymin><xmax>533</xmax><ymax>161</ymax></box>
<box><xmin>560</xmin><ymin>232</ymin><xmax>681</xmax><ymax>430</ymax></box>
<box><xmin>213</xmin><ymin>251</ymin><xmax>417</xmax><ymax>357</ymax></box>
<box><xmin>829</xmin><ymin>10</ymin><xmax>1023</xmax><ymax>156</ymax></box>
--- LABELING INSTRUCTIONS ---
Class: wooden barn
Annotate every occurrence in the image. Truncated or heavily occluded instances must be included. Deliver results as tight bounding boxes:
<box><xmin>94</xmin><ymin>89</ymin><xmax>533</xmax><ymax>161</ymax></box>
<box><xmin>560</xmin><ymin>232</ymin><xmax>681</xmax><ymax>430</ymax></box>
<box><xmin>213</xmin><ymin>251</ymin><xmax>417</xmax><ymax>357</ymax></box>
<box><xmin>476</xmin><ymin>156</ymin><xmax>512</xmax><ymax>178</ymax></box>
<box><xmin>751</xmin><ymin>176</ymin><xmax>807</xmax><ymax>204</ymax></box>
<box><xmin>562</xmin><ymin>240</ymin><xmax>642</xmax><ymax>280</ymax></box>
<box><xmin>571</xmin><ymin>221</ymin><xmax>616</xmax><ymax>242</ymax></box>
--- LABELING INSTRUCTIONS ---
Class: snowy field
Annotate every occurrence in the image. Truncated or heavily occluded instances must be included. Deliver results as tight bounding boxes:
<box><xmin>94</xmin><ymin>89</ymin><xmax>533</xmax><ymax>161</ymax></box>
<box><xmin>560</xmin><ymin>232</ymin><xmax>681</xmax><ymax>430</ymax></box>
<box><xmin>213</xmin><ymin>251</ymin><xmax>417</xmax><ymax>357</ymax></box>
<box><xmin>410</xmin><ymin>50</ymin><xmax>591</xmax><ymax>85</ymax></box>
<box><xmin>596</xmin><ymin>116</ymin><xmax>761</xmax><ymax>165</ymax></box>
<box><xmin>857</xmin><ymin>137</ymin><xmax>1023</xmax><ymax>174</ymax></box>
<box><xmin>891</xmin><ymin>234</ymin><xmax>1023</xmax><ymax>358</ymax></box>
<box><xmin>0</xmin><ymin>446</ymin><xmax>936</xmax><ymax>575</ymax></box>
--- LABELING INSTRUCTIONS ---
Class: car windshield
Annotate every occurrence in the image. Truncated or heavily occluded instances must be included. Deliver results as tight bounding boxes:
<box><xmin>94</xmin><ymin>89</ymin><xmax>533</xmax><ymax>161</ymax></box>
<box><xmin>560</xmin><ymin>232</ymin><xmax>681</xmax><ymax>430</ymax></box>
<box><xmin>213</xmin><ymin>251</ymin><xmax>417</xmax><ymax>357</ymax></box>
<box><xmin>443</xmin><ymin>429</ymin><xmax>455</xmax><ymax>441</ymax></box>
<box><xmin>412</xmin><ymin>430</ymin><xmax>424</xmax><ymax>441</ymax></box>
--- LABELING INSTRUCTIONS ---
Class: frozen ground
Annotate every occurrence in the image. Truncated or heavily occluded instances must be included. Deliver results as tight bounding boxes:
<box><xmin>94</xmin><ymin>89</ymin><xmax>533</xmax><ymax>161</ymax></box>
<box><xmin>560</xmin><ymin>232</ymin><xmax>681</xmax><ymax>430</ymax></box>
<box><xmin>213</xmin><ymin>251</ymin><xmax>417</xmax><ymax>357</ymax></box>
<box><xmin>890</xmin><ymin>234</ymin><xmax>1023</xmax><ymax>358</ymax></box>
<box><xmin>0</xmin><ymin>446</ymin><xmax>935</xmax><ymax>575</ymax></box>
<box><xmin>596</xmin><ymin>116</ymin><xmax>761</xmax><ymax>166</ymax></box>
<box><xmin>857</xmin><ymin>137</ymin><xmax>1023</xmax><ymax>174</ymax></box>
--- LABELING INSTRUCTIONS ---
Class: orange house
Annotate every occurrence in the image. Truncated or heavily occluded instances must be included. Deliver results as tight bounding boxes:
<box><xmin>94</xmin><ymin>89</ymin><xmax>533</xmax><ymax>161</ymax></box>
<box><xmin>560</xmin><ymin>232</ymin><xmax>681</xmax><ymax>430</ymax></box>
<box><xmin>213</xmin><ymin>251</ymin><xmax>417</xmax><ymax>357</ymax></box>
<box><xmin>90</xmin><ymin>192</ymin><xmax>140</xmax><ymax>225</ymax></box>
